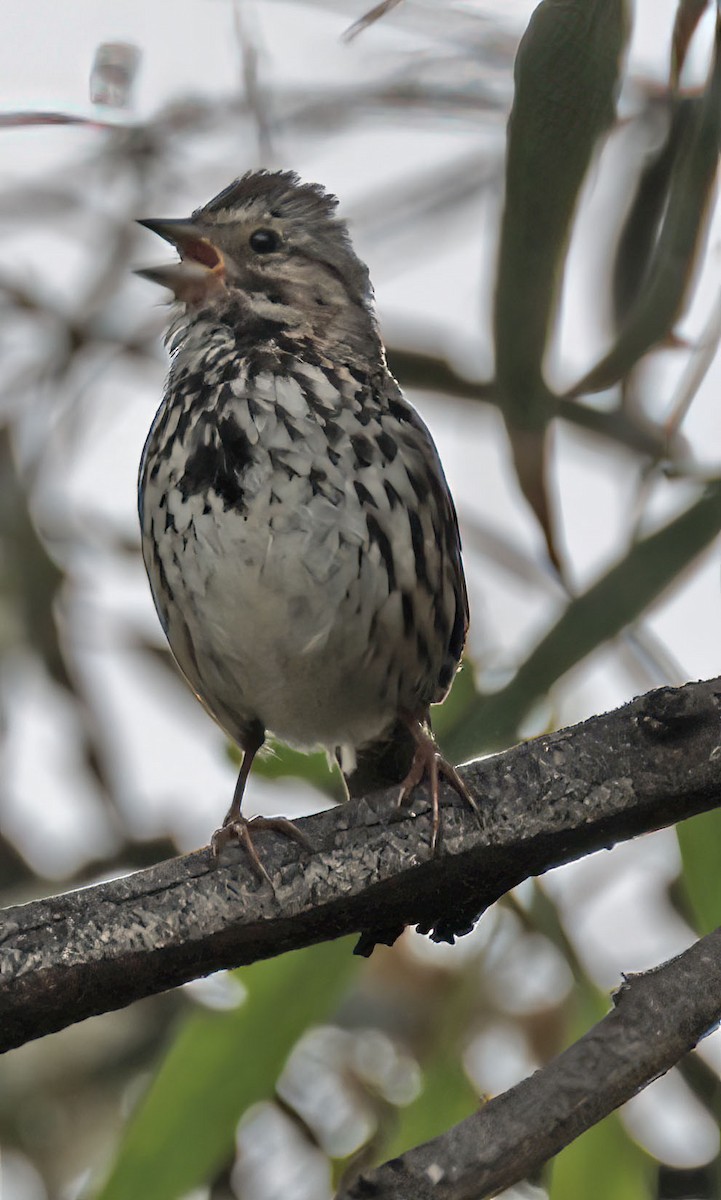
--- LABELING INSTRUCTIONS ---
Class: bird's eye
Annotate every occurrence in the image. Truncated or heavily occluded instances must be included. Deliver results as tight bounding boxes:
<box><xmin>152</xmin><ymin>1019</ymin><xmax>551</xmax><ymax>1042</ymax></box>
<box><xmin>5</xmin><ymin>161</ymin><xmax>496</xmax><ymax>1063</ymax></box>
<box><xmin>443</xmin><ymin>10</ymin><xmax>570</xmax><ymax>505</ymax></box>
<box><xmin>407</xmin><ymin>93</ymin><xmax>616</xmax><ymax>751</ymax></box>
<box><xmin>249</xmin><ymin>228</ymin><xmax>279</xmax><ymax>253</ymax></box>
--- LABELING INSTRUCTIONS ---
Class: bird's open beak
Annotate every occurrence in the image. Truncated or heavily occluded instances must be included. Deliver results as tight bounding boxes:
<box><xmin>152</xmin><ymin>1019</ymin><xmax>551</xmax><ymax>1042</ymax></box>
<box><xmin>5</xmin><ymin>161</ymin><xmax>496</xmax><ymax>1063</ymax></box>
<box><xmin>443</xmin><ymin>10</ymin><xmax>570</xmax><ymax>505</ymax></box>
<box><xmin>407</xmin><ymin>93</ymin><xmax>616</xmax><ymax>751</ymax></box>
<box><xmin>135</xmin><ymin>218</ymin><xmax>226</xmax><ymax>302</ymax></box>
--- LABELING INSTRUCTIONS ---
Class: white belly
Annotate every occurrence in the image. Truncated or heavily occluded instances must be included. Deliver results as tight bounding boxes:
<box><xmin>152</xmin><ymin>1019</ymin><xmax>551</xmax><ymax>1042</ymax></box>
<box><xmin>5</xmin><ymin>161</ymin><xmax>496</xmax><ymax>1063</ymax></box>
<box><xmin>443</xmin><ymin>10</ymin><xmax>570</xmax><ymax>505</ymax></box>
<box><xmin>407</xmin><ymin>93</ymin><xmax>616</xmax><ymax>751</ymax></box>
<box><xmin>144</xmin><ymin>474</ymin><xmax>398</xmax><ymax>756</ymax></box>
<box><xmin>139</xmin><ymin>350</ymin><xmax>461</xmax><ymax>760</ymax></box>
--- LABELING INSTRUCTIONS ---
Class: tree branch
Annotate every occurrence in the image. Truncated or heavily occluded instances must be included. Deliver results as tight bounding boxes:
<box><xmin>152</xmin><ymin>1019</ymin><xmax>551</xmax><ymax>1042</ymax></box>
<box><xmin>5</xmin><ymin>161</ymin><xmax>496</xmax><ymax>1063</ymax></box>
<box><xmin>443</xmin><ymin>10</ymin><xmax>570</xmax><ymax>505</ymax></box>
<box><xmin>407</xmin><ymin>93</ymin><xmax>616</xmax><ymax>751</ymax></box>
<box><xmin>385</xmin><ymin>346</ymin><xmax>677</xmax><ymax>457</ymax></box>
<box><xmin>339</xmin><ymin>926</ymin><xmax>721</xmax><ymax>1199</ymax></box>
<box><xmin>0</xmin><ymin>677</ymin><xmax>720</xmax><ymax>1054</ymax></box>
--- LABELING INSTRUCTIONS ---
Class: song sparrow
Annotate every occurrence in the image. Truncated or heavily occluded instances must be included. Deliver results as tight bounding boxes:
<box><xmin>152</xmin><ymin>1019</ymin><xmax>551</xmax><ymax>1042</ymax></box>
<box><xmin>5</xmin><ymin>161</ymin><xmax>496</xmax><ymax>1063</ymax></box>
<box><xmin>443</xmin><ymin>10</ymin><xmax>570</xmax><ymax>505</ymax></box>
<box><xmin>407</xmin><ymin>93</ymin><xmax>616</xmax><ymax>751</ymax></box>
<box><xmin>137</xmin><ymin>170</ymin><xmax>475</xmax><ymax>880</ymax></box>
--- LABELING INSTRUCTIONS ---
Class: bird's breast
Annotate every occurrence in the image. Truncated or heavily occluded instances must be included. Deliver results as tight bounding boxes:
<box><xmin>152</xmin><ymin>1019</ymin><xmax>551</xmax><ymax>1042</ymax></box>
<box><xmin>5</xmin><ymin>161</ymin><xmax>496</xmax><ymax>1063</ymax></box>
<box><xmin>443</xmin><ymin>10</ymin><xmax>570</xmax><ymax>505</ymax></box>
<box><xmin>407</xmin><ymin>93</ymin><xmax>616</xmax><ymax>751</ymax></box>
<box><xmin>138</xmin><ymin>328</ymin><xmax>464</xmax><ymax>750</ymax></box>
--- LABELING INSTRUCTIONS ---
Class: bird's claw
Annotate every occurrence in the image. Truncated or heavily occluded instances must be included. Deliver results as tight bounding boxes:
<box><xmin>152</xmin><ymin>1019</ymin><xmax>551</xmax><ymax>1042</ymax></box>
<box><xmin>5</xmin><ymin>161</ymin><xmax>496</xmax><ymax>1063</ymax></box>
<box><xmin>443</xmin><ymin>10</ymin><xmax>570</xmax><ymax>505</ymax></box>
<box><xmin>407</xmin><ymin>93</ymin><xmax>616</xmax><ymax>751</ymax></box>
<box><xmin>397</xmin><ymin>720</ymin><xmax>480</xmax><ymax>851</ymax></box>
<box><xmin>211</xmin><ymin>814</ymin><xmax>312</xmax><ymax>888</ymax></box>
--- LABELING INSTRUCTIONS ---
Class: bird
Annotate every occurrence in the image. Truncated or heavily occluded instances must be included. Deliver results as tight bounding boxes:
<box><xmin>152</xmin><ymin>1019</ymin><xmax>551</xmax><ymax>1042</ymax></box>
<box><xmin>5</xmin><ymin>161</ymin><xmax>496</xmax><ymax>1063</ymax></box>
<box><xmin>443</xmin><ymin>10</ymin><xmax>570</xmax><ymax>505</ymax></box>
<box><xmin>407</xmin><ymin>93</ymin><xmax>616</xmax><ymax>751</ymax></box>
<box><xmin>137</xmin><ymin>169</ymin><xmax>477</xmax><ymax>881</ymax></box>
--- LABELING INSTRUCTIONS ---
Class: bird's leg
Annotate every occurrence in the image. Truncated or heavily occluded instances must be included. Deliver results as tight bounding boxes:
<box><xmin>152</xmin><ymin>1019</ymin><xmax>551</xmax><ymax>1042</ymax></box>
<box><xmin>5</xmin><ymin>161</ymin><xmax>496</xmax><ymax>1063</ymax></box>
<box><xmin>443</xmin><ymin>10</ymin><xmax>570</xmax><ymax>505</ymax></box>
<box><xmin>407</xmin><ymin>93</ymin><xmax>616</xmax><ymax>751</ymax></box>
<box><xmin>397</xmin><ymin>714</ymin><xmax>481</xmax><ymax>851</ymax></box>
<box><xmin>211</xmin><ymin>728</ymin><xmax>311</xmax><ymax>885</ymax></box>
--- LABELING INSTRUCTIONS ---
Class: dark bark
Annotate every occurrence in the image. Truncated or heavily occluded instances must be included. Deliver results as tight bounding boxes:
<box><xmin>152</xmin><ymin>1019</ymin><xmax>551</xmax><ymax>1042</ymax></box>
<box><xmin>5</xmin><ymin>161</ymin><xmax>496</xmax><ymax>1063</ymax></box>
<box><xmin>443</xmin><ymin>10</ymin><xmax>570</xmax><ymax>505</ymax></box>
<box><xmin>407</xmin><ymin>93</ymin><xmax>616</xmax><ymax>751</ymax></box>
<box><xmin>0</xmin><ymin>676</ymin><xmax>719</xmax><ymax>1055</ymax></box>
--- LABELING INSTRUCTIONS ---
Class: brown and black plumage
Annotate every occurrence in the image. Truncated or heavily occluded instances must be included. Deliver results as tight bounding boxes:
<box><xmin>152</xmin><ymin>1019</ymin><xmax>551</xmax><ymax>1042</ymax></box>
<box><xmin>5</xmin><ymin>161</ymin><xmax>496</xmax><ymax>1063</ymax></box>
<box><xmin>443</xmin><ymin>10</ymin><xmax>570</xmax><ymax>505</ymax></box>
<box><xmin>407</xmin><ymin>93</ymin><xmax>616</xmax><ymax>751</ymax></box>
<box><xmin>137</xmin><ymin>169</ymin><xmax>475</xmax><ymax>876</ymax></box>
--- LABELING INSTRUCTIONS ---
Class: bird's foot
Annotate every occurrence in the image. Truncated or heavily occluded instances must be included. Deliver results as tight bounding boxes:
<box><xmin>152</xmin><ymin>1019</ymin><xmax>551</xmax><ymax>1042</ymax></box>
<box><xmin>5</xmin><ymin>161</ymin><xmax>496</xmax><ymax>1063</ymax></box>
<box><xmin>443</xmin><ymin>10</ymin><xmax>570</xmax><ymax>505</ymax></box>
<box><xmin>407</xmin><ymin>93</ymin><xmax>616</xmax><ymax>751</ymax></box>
<box><xmin>398</xmin><ymin>720</ymin><xmax>480</xmax><ymax>852</ymax></box>
<box><xmin>211</xmin><ymin>814</ymin><xmax>312</xmax><ymax>887</ymax></box>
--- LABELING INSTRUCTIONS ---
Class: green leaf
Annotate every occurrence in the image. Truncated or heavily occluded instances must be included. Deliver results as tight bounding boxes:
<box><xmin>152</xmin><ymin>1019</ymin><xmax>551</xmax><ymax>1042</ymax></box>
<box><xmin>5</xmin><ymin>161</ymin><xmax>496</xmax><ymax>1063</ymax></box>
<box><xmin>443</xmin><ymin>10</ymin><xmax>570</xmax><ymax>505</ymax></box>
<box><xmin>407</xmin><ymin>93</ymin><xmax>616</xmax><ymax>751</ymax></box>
<box><xmin>493</xmin><ymin>0</ymin><xmax>629</xmax><ymax>561</ymax></box>
<box><xmin>494</xmin><ymin>0</ymin><xmax>629</xmax><ymax>429</ymax></box>
<box><xmin>677</xmin><ymin>808</ymin><xmax>721</xmax><ymax>935</ymax></box>
<box><xmin>94</xmin><ymin>939</ymin><xmax>358</xmax><ymax>1200</ymax></box>
<box><xmin>612</xmin><ymin>99</ymin><xmax>699</xmax><ymax>330</ymax></box>
<box><xmin>445</xmin><ymin>482</ymin><xmax>721</xmax><ymax>761</ymax></box>
<box><xmin>573</xmin><ymin>12</ymin><xmax>721</xmax><ymax>395</ymax></box>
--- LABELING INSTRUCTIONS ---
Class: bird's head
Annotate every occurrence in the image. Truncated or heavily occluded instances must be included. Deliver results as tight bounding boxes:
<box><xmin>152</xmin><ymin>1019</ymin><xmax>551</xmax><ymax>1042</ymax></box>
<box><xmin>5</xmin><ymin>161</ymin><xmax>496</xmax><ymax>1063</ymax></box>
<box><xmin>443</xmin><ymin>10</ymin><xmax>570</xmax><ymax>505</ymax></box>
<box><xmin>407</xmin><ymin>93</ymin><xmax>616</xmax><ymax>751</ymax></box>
<box><xmin>137</xmin><ymin>170</ymin><xmax>378</xmax><ymax>355</ymax></box>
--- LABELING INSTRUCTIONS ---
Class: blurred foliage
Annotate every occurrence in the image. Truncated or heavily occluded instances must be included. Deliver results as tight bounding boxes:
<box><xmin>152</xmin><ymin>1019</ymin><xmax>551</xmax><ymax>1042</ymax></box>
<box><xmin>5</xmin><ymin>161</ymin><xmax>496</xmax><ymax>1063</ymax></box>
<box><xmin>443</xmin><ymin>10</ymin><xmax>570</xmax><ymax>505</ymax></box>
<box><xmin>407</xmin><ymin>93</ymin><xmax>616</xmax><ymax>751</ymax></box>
<box><xmin>494</xmin><ymin>0</ymin><xmax>629</xmax><ymax>565</ymax></box>
<box><xmin>251</xmin><ymin>741</ymin><xmax>346</xmax><ymax>802</ymax></box>
<box><xmin>96</xmin><ymin>941</ymin><xmax>359</xmax><ymax>1200</ymax></box>
<box><xmin>677</xmin><ymin>809</ymin><xmax>721</xmax><ymax>937</ymax></box>
<box><xmin>549</xmin><ymin>994</ymin><xmax>652</xmax><ymax>1200</ymax></box>
<box><xmin>551</xmin><ymin>1094</ymin><xmax>652</xmax><ymax>1200</ymax></box>
<box><xmin>445</xmin><ymin>480</ymin><xmax>721</xmax><ymax>759</ymax></box>
<box><xmin>0</xmin><ymin>1</ymin><xmax>721</xmax><ymax>1199</ymax></box>
<box><xmin>574</xmin><ymin>15</ymin><xmax>721</xmax><ymax>397</ymax></box>
<box><xmin>496</xmin><ymin>0</ymin><xmax>628</xmax><ymax>422</ymax></box>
